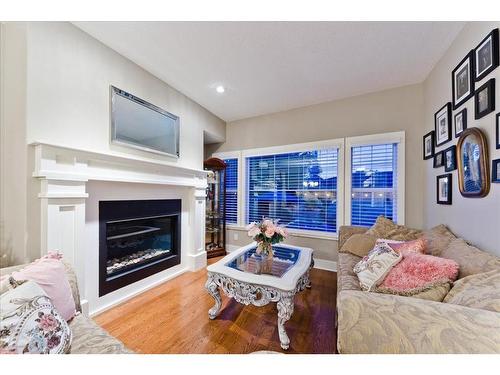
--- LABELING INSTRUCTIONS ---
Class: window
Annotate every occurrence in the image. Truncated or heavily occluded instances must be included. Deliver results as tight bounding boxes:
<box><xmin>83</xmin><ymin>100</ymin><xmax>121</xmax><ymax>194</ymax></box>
<box><xmin>245</xmin><ymin>147</ymin><xmax>340</xmax><ymax>233</ymax></box>
<box><xmin>346</xmin><ymin>132</ymin><xmax>405</xmax><ymax>227</ymax></box>
<box><xmin>223</xmin><ymin>158</ymin><xmax>238</xmax><ymax>224</ymax></box>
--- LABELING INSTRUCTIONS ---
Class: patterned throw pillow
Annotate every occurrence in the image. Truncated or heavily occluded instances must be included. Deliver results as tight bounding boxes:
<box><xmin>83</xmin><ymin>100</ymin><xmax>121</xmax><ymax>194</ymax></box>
<box><xmin>353</xmin><ymin>243</ymin><xmax>402</xmax><ymax>291</ymax></box>
<box><xmin>0</xmin><ymin>281</ymin><xmax>72</xmax><ymax>354</ymax></box>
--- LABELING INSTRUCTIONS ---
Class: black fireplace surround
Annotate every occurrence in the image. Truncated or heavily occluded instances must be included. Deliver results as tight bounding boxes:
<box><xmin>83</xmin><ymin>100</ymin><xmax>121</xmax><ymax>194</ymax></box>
<box><xmin>99</xmin><ymin>199</ymin><xmax>181</xmax><ymax>296</ymax></box>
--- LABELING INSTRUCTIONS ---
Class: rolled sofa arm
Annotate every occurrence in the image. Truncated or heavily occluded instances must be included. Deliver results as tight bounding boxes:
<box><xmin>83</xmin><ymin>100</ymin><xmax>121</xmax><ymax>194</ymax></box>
<box><xmin>337</xmin><ymin>290</ymin><xmax>500</xmax><ymax>354</ymax></box>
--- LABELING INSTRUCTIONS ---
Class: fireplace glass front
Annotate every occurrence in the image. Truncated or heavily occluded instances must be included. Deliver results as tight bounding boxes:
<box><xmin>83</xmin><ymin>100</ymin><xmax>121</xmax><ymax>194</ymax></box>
<box><xmin>99</xmin><ymin>199</ymin><xmax>181</xmax><ymax>296</ymax></box>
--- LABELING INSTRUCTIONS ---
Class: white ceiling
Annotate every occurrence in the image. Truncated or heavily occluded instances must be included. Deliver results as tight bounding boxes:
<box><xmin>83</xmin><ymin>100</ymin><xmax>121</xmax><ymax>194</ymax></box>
<box><xmin>74</xmin><ymin>22</ymin><xmax>465</xmax><ymax>122</ymax></box>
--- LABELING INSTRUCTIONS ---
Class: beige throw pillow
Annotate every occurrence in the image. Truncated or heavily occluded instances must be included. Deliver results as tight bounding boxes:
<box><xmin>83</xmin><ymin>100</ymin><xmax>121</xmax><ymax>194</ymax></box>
<box><xmin>440</xmin><ymin>238</ymin><xmax>500</xmax><ymax>278</ymax></box>
<box><xmin>419</xmin><ymin>224</ymin><xmax>456</xmax><ymax>256</ymax></box>
<box><xmin>365</xmin><ymin>216</ymin><xmax>422</xmax><ymax>241</ymax></box>
<box><xmin>444</xmin><ymin>270</ymin><xmax>500</xmax><ymax>313</ymax></box>
<box><xmin>365</xmin><ymin>216</ymin><xmax>397</xmax><ymax>238</ymax></box>
<box><xmin>339</xmin><ymin>234</ymin><xmax>378</xmax><ymax>257</ymax></box>
<box><xmin>353</xmin><ymin>243</ymin><xmax>402</xmax><ymax>291</ymax></box>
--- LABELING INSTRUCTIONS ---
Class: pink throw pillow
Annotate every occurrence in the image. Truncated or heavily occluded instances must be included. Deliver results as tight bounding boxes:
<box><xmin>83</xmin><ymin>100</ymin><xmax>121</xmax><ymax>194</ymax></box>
<box><xmin>376</xmin><ymin>238</ymin><xmax>427</xmax><ymax>256</ymax></box>
<box><xmin>379</xmin><ymin>252</ymin><xmax>459</xmax><ymax>293</ymax></box>
<box><xmin>11</xmin><ymin>252</ymin><xmax>76</xmax><ymax>321</ymax></box>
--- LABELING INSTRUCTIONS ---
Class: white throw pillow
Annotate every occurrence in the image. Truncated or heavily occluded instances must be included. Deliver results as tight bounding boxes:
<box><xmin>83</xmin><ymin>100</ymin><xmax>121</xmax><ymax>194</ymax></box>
<box><xmin>0</xmin><ymin>281</ymin><xmax>72</xmax><ymax>354</ymax></box>
<box><xmin>353</xmin><ymin>243</ymin><xmax>402</xmax><ymax>291</ymax></box>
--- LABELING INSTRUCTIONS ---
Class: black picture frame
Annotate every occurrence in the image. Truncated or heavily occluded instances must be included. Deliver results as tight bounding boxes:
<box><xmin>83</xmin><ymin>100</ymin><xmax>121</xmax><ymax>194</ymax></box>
<box><xmin>434</xmin><ymin>103</ymin><xmax>452</xmax><ymax>146</ymax></box>
<box><xmin>433</xmin><ymin>151</ymin><xmax>444</xmax><ymax>168</ymax></box>
<box><xmin>474</xmin><ymin>28</ymin><xmax>499</xmax><ymax>82</ymax></box>
<box><xmin>423</xmin><ymin>131</ymin><xmax>435</xmax><ymax>160</ymax></box>
<box><xmin>496</xmin><ymin>113</ymin><xmax>500</xmax><ymax>149</ymax></box>
<box><xmin>444</xmin><ymin>145</ymin><xmax>457</xmax><ymax>172</ymax></box>
<box><xmin>452</xmin><ymin>51</ymin><xmax>475</xmax><ymax>110</ymax></box>
<box><xmin>474</xmin><ymin>78</ymin><xmax>495</xmax><ymax>119</ymax></box>
<box><xmin>454</xmin><ymin>108</ymin><xmax>467</xmax><ymax>137</ymax></box>
<box><xmin>436</xmin><ymin>173</ymin><xmax>452</xmax><ymax>205</ymax></box>
<box><xmin>493</xmin><ymin>159</ymin><xmax>500</xmax><ymax>183</ymax></box>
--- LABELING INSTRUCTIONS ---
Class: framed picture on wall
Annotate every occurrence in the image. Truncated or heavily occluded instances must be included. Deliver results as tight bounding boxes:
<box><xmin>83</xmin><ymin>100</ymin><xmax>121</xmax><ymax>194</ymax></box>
<box><xmin>444</xmin><ymin>145</ymin><xmax>457</xmax><ymax>172</ymax></box>
<box><xmin>434</xmin><ymin>103</ymin><xmax>452</xmax><ymax>146</ymax></box>
<box><xmin>423</xmin><ymin>131</ymin><xmax>435</xmax><ymax>160</ymax></box>
<box><xmin>457</xmin><ymin>128</ymin><xmax>490</xmax><ymax>197</ymax></box>
<box><xmin>493</xmin><ymin>159</ymin><xmax>500</xmax><ymax>183</ymax></box>
<box><xmin>454</xmin><ymin>108</ymin><xmax>467</xmax><ymax>137</ymax></box>
<box><xmin>436</xmin><ymin>174</ymin><xmax>452</xmax><ymax>205</ymax></box>
<box><xmin>474</xmin><ymin>28</ymin><xmax>499</xmax><ymax>81</ymax></box>
<box><xmin>452</xmin><ymin>51</ymin><xmax>475</xmax><ymax>109</ymax></box>
<box><xmin>496</xmin><ymin>113</ymin><xmax>500</xmax><ymax>149</ymax></box>
<box><xmin>433</xmin><ymin>150</ymin><xmax>444</xmax><ymax>168</ymax></box>
<box><xmin>474</xmin><ymin>78</ymin><xmax>495</xmax><ymax>119</ymax></box>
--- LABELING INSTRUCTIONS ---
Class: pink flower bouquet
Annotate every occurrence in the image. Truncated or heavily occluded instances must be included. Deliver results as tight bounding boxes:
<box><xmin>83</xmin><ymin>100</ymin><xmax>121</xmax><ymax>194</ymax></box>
<box><xmin>246</xmin><ymin>218</ymin><xmax>288</xmax><ymax>256</ymax></box>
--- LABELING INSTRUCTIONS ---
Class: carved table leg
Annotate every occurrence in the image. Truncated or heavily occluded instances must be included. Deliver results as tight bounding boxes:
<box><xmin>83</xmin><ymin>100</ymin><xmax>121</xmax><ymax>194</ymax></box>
<box><xmin>205</xmin><ymin>273</ymin><xmax>222</xmax><ymax>320</ymax></box>
<box><xmin>277</xmin><ymin>295</ymin><xmax>295</xmax><ymax>350</ymax></box>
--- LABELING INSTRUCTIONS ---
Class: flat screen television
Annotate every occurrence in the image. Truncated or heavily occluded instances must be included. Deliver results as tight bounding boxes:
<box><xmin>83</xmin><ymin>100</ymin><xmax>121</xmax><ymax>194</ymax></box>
<box><xmin>110</xmin><ymin>86</ymin><xmax>180</xmax><ymax>158</ymax></box>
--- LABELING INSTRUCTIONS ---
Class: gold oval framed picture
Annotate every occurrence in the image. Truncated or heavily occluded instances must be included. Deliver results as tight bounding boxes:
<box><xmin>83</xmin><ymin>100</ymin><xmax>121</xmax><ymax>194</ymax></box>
<box><xmin>457</xmin><ymin>128</ymin><xmax>490</xmax><ymax>197</ymax></box>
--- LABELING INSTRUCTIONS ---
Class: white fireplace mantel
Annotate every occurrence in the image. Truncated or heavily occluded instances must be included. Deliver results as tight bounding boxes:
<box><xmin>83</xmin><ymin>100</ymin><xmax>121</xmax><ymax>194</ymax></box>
<box><xmin>30</xmin><ymin>142</ymin><xmax>209</xmax><ymax>315</ymax></box>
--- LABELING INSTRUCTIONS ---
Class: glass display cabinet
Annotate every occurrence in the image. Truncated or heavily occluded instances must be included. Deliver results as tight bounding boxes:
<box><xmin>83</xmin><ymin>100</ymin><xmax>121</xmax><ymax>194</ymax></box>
<box><xmin>204</xmin><ymin>157</ymin><xmax>227</xmax><ymax>258</ymax></box>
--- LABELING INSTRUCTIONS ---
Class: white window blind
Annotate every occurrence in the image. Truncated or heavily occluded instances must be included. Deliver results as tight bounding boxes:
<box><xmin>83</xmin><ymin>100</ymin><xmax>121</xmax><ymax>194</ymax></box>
<box><xmin>246</xmin><ymin>148</ymin><xmax>338</xmax><ymax>233</ymax></box>
<box><xmin>350</xmin><ymin>143</ymin><xmax>398</xmax><ymax>227</ymax></box>
<box><xmin>222</xmin><ymin>158</ymin><xmax>238</xmax><ymax>224</ymax></box>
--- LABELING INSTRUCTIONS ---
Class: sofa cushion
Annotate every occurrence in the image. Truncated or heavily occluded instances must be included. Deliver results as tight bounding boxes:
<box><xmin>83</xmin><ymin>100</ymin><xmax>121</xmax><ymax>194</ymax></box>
<box><xmin>337</xmin><ymin>253</ymin><xmax>362</xmax><ymax>292</ymax></box>
<box><xmin>339</xmin><ymin>233</ymin><xmax>378</xmax><ymax>257</ymax></box>
<box><xmin>353</xmin><ymin>243</ymin><xmax>402</xmax><ymax>291</ymax></box>
<box><xmin>440</xmin><ymin>238</ymin><xmax>500</xmax><ymax>278</ymax></box>
<box><xmin>11</xmin><ymin>253</ymin><xmax>76</xmax><ymax>321</ymax></box>
<box><xmin>0</xmin><ymin>281</ymin><xmax>72</xmax><ymax>354</ymax></box>
<box><xmin>444</xmin><ymin>270</ymin><xmax>500</xmax><ymax>313</ymax></box>
<box><xmin>420</xmin><ymin>224</ymin><xmax>456</xmax><ymax>256</ymax></box>
<box><xmin>69</xmin><ymin>314</ymin><xmax>131</xmax><ymax>354</ymax></box>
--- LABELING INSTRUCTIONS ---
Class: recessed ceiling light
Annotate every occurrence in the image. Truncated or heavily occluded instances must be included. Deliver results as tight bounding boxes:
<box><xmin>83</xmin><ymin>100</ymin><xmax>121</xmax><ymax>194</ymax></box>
<box><xmin>215</xmin><ymin>85</ymin><xmax>225</xmax><ymax>94</ymax></box>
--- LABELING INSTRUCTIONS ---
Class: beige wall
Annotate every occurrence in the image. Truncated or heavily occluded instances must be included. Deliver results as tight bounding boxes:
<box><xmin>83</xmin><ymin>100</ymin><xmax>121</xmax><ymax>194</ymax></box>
<box><xmin>0</xmin><ymin>22</ymin><xmax>226</xmax><ymax>264</ymax></box>
<box><xmin>423</xmin><ymin>22</ymin><xmax>500</xmax><ymax>256</ymax></box>
<box><xmin>212</xmin><ymin>84</ymin><xmax>425</xmax><ymax>262</ymax></box>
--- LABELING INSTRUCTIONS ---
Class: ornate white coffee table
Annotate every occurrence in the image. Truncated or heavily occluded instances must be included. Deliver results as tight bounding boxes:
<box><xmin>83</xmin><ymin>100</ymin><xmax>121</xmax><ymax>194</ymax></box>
<box><xmin>205</xmin><ymin>243</ymin><xmax>313</xmax><ymax>350</ymax></box>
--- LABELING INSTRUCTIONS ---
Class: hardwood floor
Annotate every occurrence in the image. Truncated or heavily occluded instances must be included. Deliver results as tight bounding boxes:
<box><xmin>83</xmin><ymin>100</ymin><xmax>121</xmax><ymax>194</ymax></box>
<box><xmin>94</xmin><ymin>257</ymin><xmax>337</xmax><ymax>354</ymax></box>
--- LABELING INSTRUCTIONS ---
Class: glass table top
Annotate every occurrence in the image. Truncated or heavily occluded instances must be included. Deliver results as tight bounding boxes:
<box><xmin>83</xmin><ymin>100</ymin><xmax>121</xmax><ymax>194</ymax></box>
<box><xmin>225</xmin><ymin>245</ymin><xmax>301</xmax><ymax>278</ymax></box>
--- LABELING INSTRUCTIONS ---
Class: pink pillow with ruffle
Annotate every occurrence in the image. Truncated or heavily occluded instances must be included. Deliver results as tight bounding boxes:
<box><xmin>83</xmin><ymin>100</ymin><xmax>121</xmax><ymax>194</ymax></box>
<box><xmin>376</xmin><ymin>238</ymin><xmax>427</xmax><ymax>255</ymax></box>
<box><xmin>11</xmin><ymin>252</ymin><xmax>76</xmax><ymax>321</ymax></box>
<box><xmin>379</xmin><ymin>252</ymin><xmax>459</xmax><ymax>292</ymax></box>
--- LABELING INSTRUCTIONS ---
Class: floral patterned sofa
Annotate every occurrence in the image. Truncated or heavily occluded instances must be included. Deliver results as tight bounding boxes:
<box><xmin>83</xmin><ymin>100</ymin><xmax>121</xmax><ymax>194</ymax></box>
<box><xmin>0</xmin><ymin>263</ymin><xmax>132</xmax><ymax>354</ymax></box>
<box><xmin>336</xmin><ymin>225</ymin><xmax>500</xmax><ymax>354</ymax></box>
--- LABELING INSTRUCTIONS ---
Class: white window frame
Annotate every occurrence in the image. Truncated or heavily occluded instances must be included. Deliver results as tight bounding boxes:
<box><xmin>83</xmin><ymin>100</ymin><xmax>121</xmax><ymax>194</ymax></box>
<box><xmin>212</xmin><ymin>150</ymin><xmax>242</xmax><ymax>229</ymax></box>
<box><xmin>240</xmin><ymin>138</ymin><xmax>345</xmax><ymax>240</ymax></box>
<box><xmin>344</xmin><ymin>131</ymin><xmax>405</xmax><ymax>226</ymax></box>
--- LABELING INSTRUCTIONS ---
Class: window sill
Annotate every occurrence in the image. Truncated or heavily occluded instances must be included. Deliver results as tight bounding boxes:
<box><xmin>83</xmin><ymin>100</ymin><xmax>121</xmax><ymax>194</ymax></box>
<box><xmin>225</xmin><ymin>225</ymin><xmax>338</xmax><ymax>241</ymax></box>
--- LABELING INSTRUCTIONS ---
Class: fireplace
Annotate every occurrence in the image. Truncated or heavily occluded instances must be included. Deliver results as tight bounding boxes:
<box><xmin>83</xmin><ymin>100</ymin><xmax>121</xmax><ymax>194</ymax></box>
<box><xmin>99</xmin><ymin>199</ymin><xmax>181</xmax><ymax>296</ymax></box>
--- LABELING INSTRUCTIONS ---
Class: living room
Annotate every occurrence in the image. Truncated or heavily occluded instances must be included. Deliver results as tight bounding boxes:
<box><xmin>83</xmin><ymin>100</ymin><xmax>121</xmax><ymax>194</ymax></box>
<box><xmin>1</xmin><ymin>0</ymin><xmax>499</xmax><ymax>371</ymax></box>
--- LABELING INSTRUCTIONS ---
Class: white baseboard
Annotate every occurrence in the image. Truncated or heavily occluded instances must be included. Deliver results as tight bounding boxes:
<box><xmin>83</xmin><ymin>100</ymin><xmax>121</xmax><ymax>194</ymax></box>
<box><xmin>313</xmin><ymin>259</ymin><xmax>337</xmax><ymax>272</ymax></box>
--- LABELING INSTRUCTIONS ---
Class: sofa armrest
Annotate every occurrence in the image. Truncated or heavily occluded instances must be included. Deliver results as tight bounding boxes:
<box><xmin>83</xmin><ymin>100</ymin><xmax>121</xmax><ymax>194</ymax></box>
<box><xmin>338</xmin><ymin>225</ymin><xmax>368</xmax><ymax>251</ymax></box>
<box><xmin>337</xmin><ymin>290</ymin><xmax>500</xmax><ymax>354</ymax></box>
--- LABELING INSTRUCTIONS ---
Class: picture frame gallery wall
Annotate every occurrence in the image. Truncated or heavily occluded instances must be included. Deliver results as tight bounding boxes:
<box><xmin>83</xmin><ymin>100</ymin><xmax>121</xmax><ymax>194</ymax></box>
<box><xmin>425</xmin><ymin>27</ymin><xmax>500</xmax><ymax>206</ymax></box>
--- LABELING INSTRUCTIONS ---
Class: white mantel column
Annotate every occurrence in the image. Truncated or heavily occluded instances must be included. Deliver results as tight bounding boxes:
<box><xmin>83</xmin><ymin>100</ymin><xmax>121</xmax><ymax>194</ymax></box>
<box><xmin>187</xmin><ymin>186</ymin><xmax>207</xmax><ymax>271</ymax></box>
<box><xmin>38</xmin><ymin>178</ymin><xmax>89</xmax><ymax>314</ymax></box>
